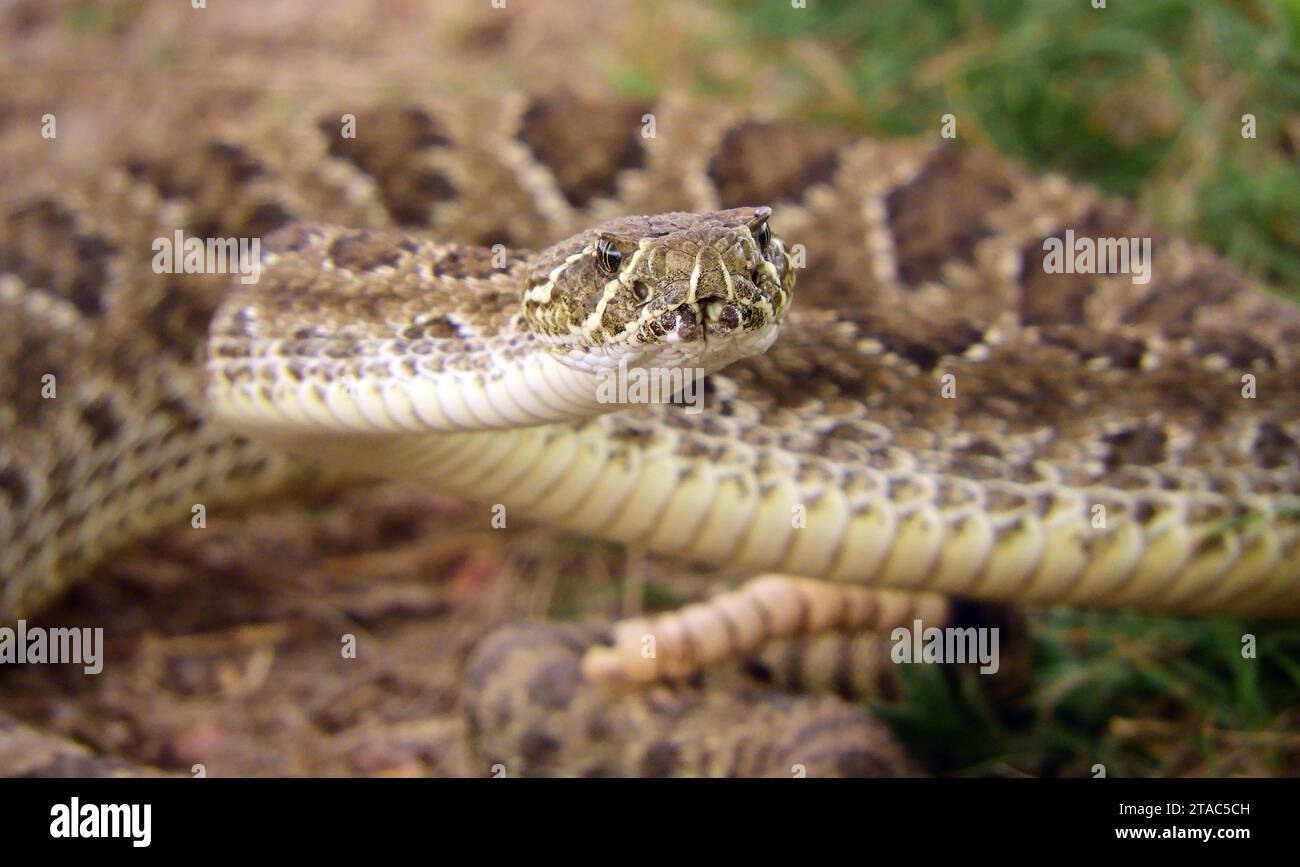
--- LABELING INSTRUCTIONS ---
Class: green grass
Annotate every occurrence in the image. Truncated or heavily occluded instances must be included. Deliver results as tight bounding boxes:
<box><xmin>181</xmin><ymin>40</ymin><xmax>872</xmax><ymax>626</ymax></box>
<box><xmin>693</xmin><ymin>0</ymin><xmax>1300</xmax><ymax>296</ymax></box>
<box><xmin>877</xmin><ymin>612</ymin><xmax>1300</xmax><ymax>776</ymax></box>
<box><xmin>636</xmin><ymin>0</ymin><xmax>1300</xmax><ymax>776</ymax></box>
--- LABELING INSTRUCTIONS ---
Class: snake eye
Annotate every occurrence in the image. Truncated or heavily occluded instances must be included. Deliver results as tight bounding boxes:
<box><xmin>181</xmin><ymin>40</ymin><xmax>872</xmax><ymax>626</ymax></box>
<box><xmin>753</xmin><ymin>219</ymin><xmax>772</xmax><ymax>250</ymax></box>
<box><xmin>595</xmin><ymin>237</ymin><xmax>623</xmax><ymax>274</ymax></box>
<box><xmin>631</xmin><ymin>280</ymin><xmax>650</xmax><ymax>302</ymax></box>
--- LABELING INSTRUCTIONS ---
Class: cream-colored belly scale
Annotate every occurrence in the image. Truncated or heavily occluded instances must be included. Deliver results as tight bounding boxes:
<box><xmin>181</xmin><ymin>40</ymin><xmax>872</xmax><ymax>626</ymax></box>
<box><xmin>232</xmin><ymin>403</ymin><xmax>1299</xmax><ymax>620</ymax></box>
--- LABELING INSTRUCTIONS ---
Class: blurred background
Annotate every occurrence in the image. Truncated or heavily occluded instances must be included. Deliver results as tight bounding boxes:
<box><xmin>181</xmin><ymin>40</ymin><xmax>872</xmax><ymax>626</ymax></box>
<box><xmin>4</xmin><ymin>0</ymin><xmax>1296</xmax><ymax>290</ymax></box>
<box><xmin>1</xmin><ymin>0</ymin><xmax>1297</xmax><ymax>777</ymax></box>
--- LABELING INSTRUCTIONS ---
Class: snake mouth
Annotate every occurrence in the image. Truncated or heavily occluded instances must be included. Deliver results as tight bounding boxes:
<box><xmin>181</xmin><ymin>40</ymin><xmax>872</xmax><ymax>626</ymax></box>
<box><xmin>698</xmin><ymin>295</ymin><xmax>742</xmax><ymax>337</ymax></box>
<box><xmin>641</xmin><ymin>290</ymin><xmax>780</xmax><ymax>374</ymax></box>
<box><xmin>660</xmin><ymin>296</ymin><xmax>741</xmax><ymax>347</ymax></box>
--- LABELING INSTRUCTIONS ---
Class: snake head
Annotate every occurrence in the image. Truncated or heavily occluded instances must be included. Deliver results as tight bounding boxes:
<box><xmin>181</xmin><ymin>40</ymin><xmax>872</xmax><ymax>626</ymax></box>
<box><xmin>522</xmin><ymin>207</ymin><xmax>794</xmax><ymax>375</ymax></box>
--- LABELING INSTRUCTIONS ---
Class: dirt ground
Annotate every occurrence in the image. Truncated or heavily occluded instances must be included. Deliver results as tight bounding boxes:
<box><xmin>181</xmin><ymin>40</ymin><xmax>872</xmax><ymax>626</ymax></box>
<box><xmin>0</xmin><ymin>483</ymin><xmax>707</xmax><ymax>777</ymax></box>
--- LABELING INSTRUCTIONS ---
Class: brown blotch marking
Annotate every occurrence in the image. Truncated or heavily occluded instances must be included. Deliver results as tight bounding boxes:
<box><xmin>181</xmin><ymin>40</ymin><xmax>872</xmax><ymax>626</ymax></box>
<box><xmin>319</xmin><ymin>107</ymin><xmax>456</xmax><ymax>226</ymax></box>
<box><xmin>0</xmin><ymin>243</ymin><xmax>58</xmax><ymax>310</ymax></box>
<box><xmin>1</xmin><ymin>200</ymin><xmax>117</xmax><ymax>318</ymax></box>
<box><xmin>1103</xmin><ymin>425</ymin><xmax>1168</xmax><ymax>471</ymax></box>
<box><xmin>517</xmin><ymin>727</ymin><xmax>562</xmax><ymax>772</ymax></box>
<box><xmin>243</xmin><ymin>201</ymin><xmax>295</xmax><ymax>238</ymax></box>
<box><xmin>583</xmin><ymin>710</ymin><xmax>615</xmax><ymax>743</ymax></box>
<box><xmin>899</xmin><ymin>319</ymin><xmax>983</xmax><ymax>371</ymax></box>
<box><xmin>264</xmin><ymin>222</ymin><xmax>324</xmax><ymax>254</ymax></box>
<box><xmin>0</xmin><ymin>464</ymin><xmax>31</xmax><ymax>508</ymax></box>
<box><xmin>1194</xmin><ymin>329</ymin><xmax>1277</xmax><ymax>369</ymax></box>
<box><xmin>206</xmin><ymin>141</ymin><xmax>265</xmax><ymax>184</ymax></box>
<box><xmin>580</xmin><ymin>764</ymin><xmax>619</xmax><ymax>778</ymax></box>
<box><xmin>844</xmin><ymin>312</ymin><xmax>983</xmax><ymax>373</ymax></box>
<box><xmin>154</xmin><ymin>394</ymin><xmax>204</xmax><ymax>434</ymax></box>
<box><xmin>886</xmin><ymin>147</ymin><xmax>1014</xmax><ymax>288</ymax></box>
<box><xmin>143</xmin><ymin>278</ymin><xmax>224</xmax><ymax>359</ymax></box>
<box><xmin>525</xmin><ymin>656</ymin><xmax>581</xmax><ymax>710</ymax></box>
<box><xmin>123</xmin><ymin>156</ymin><xmax>190</xmax><ymax>200</ymax></box>
<box><xmin>327</xmin><ymin>230</ymin><xmax>405</xmax><ymax>272</ymax></box>
<box><xmin>403</xmin><ymin>315</ymin><xmax>460</xmax><ymax>340</ymax></box>
<box><xmin>0</xmin><ymin>327</ymin><xmax>70</xmax><ymax>424</ymax></box>
<box><xmin>955</xmin><ymin>437</ymin><xmax>1004</xmax><ymax>460</ymax></box>
<box><xmin>1252</xmin><ymin>421</ymin><xmax>1295</xmax><ymax>469</ymax></box>
<box><xmin>400</xmin><ymin>171</ymin><xmax>458</xmax><ymax>225</ymax></box>
<box><xmin>1120</xmin><ymin>263</ymin><xmax>1240</xmax><ymax>337</ymax></box>
<box><xmin>67</xmin><ymin>233</ymin><xmax>116</xmax><ymax>318</ymax></box>
<box><xmin>128</xmin><ymin>141</ymin><xmax>290</xmax><ymax>240</ymax></box>
<box><xmin>78</xmin><ymin>397</ymin><xmax>122</xmax><ymax>449</ymax></box>
<box><xmin>516</xmin><ymin>91</ymin><xmax>650</xmax><ymax>208</ymax></box>
<box><xmin>707</xmin><ymin>122</ymin><xmax>849</xmax><ymax>209</ymax></box>
<box><xmin>430</xmin><ymin>245</ymin><xmax>518</xmax><ymax>279</ymax></box>
<box><xmin>1037</xmin><ymin>325</ymin><xmax>1146</xmax><ymax>370</ymax></box>
<box><xmin>1018</xmin><ymin>205</ymin><xmax>1151</xmax><ymax>325</ymax></box>
<box><xmin>639</xmin><ymin>741</ymin><xmax>682</xmax><ymax>777</ymax></box>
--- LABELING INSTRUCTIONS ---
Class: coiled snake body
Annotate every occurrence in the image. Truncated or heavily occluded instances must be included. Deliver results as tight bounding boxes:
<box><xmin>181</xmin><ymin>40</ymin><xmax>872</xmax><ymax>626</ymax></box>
<box><xmin>2</xmin><ymin>89</ymin><xmax>1298</xmax><ymax>775</ymax></box>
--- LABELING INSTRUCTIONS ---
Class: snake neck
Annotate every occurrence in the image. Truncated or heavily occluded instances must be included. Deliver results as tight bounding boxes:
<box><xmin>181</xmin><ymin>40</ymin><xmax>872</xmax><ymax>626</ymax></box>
<box><xmin>205</xmin><ymin>220</ymin><xmax>777</xmax><ymax>440</ymax></box>
<box><xmin>207</xmin><ymin>344</ymin><xmax>614</xmax><ymax>440</ymax></box>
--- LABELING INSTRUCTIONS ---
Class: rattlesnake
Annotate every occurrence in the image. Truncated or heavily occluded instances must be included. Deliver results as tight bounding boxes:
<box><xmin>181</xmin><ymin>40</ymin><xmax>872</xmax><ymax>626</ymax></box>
<box><xmin>3</xmin><ymin>75</ymin><xmax>1298</xmax><ymax>773</ymax></box>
